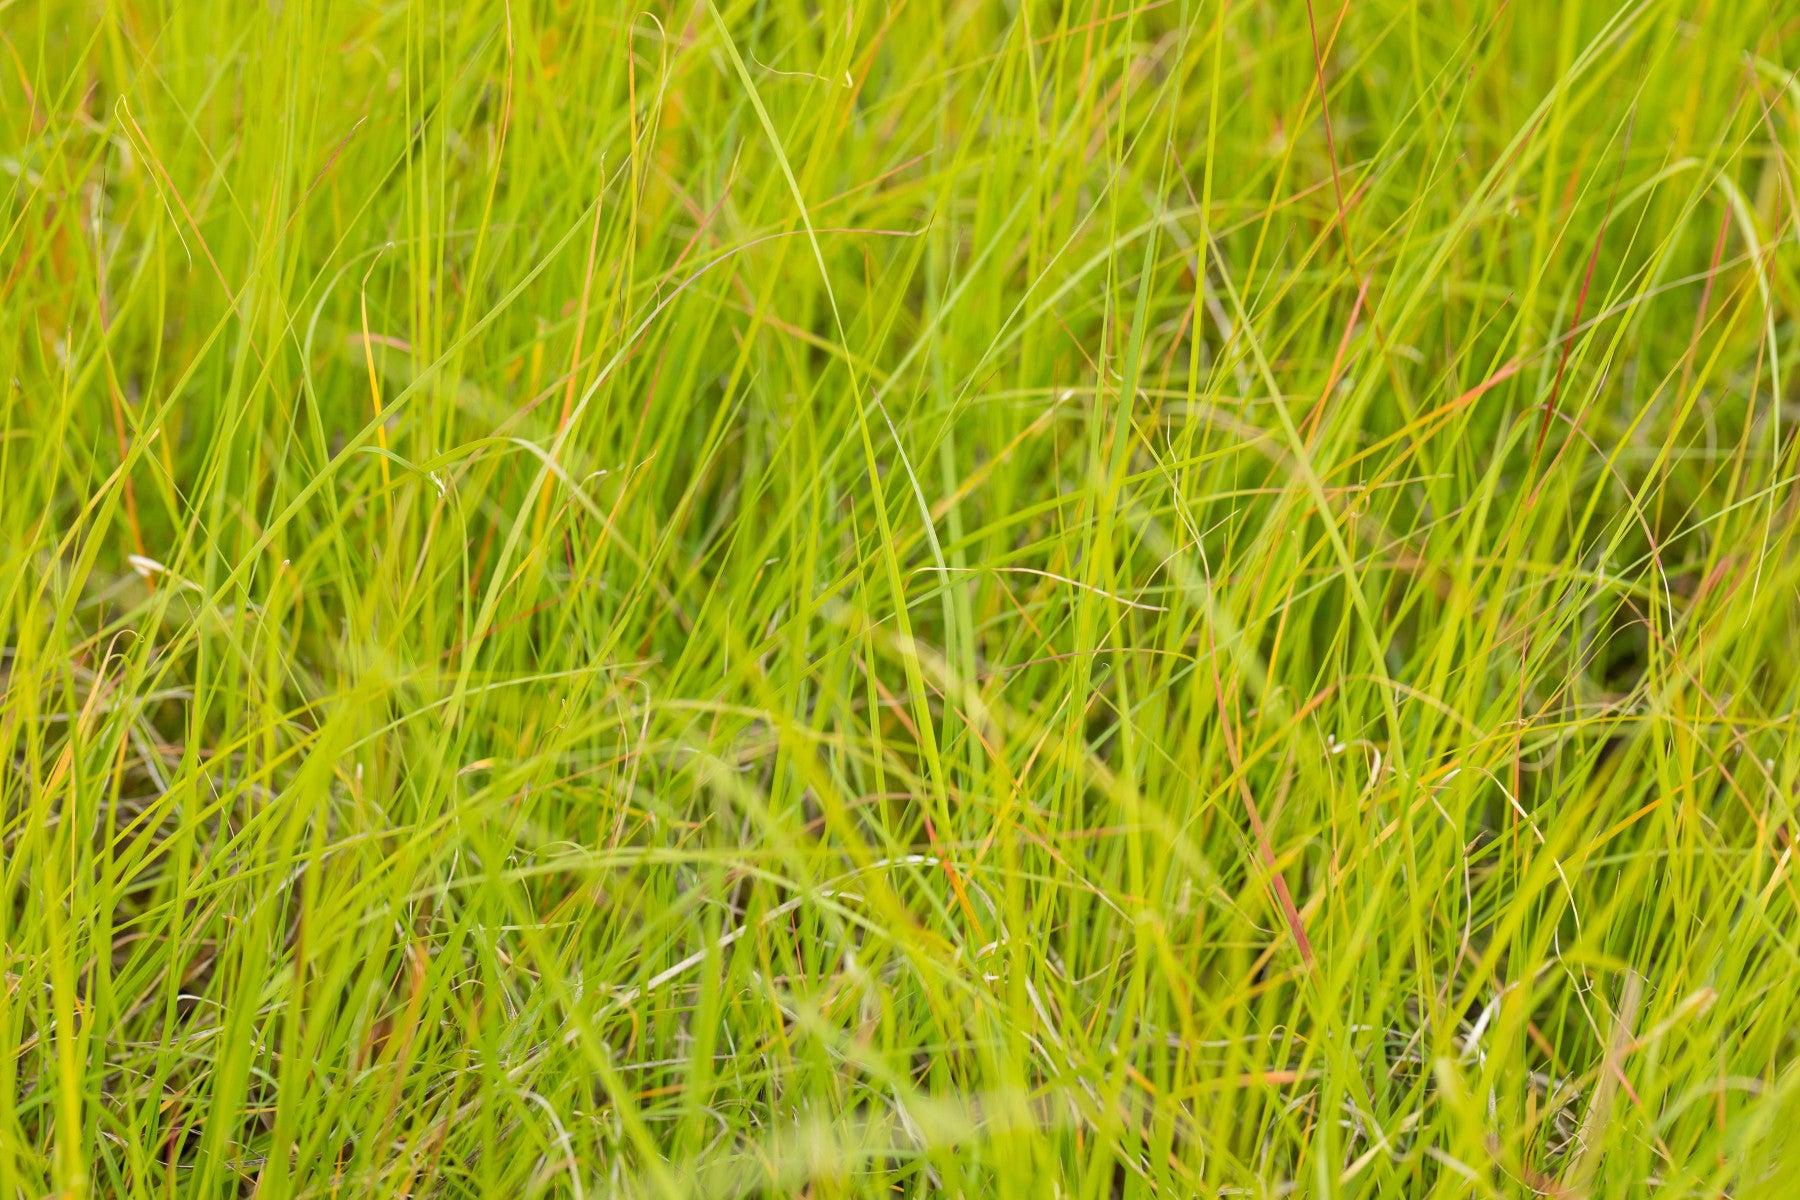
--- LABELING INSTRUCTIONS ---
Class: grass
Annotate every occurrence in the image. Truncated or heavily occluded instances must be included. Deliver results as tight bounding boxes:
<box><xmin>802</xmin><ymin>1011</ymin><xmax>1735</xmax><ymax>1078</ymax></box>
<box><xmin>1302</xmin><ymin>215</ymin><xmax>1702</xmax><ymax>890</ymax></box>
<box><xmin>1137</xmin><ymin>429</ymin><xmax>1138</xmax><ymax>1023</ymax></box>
<box><xmin>3</xmin><ymin>0</ymin><xmax>1800</xmax><ymax>1194</ymax></box>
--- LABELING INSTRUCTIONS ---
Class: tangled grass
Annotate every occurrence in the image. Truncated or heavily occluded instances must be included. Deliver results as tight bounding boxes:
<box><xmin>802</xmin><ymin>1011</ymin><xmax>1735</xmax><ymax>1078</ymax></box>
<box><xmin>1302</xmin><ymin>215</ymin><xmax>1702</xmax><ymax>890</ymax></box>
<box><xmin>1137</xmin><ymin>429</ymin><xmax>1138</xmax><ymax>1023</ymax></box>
<box><xmin>3</xmin><ymin>0</ymin><xmax>1800</xmax><ymax>1195</ymax></box>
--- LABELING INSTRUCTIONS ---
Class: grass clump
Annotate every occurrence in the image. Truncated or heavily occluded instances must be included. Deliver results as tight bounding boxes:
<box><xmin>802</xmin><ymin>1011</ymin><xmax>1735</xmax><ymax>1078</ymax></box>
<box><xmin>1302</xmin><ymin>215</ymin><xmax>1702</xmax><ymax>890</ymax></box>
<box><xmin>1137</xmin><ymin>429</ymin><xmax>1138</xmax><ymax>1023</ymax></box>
<box><xmin>4</xmin><ymin>0</ymin><xmax>1800</xmax><ymax>1195</ymax></box>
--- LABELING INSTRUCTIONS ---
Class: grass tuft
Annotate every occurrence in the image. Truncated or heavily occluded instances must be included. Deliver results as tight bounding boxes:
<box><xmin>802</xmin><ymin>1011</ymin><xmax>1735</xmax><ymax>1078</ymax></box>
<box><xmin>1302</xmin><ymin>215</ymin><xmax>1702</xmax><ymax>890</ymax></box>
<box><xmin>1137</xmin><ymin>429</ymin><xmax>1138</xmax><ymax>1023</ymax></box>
<box><xmin>3</xmin><ymin>0</ymin><xmax>1799</xmax><ymax>1195</ymax></box>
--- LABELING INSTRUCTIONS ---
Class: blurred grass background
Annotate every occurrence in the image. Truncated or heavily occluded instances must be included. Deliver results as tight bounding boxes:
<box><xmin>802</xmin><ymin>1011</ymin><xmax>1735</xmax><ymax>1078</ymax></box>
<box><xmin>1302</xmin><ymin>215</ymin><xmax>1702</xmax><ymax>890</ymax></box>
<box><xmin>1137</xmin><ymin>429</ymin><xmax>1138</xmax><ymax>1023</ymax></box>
<box><xmin>3</xmin><ymin>0</ymin><xmax>1800</xmax><ymax>1194</ymax></box>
